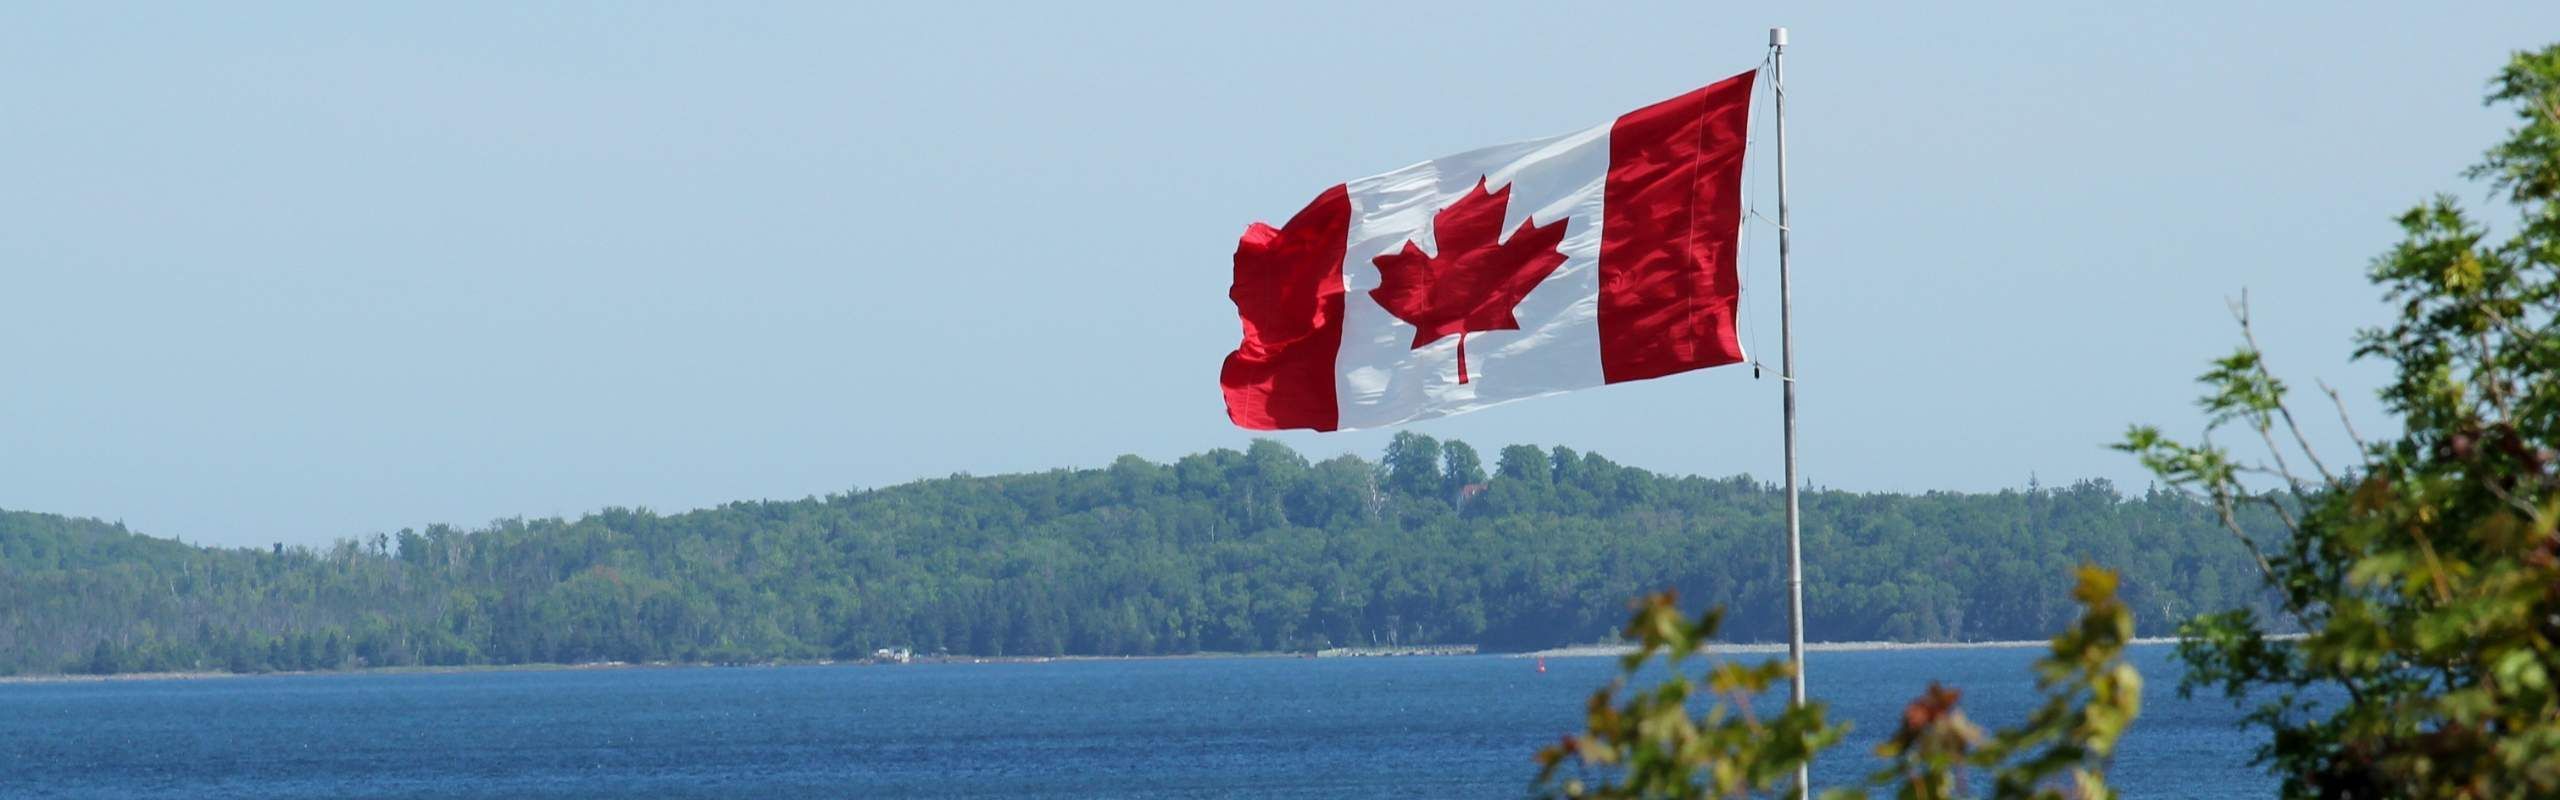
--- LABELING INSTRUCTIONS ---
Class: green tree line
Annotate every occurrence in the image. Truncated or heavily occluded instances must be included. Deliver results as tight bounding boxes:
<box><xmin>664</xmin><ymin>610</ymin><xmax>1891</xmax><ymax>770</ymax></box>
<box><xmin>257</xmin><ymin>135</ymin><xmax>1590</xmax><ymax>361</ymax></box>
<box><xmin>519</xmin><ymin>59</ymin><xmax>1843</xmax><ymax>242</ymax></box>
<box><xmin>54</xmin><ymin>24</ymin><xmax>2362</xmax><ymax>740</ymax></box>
<box><xmin>0</xmin><ymin>436</ymin><xmax>2277</xmax><ymax>676</ymax></box>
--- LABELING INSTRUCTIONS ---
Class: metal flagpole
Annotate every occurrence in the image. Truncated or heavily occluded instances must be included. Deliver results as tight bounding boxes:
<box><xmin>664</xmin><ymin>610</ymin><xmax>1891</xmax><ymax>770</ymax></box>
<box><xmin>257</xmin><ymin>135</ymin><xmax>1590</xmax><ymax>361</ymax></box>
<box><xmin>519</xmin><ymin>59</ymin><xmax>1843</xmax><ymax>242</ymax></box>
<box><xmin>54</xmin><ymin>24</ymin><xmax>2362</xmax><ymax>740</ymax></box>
<box><xmin>1769</xmin><ymin>25</ymin><xmax>1810</xmax><ymax>800</ymax></box>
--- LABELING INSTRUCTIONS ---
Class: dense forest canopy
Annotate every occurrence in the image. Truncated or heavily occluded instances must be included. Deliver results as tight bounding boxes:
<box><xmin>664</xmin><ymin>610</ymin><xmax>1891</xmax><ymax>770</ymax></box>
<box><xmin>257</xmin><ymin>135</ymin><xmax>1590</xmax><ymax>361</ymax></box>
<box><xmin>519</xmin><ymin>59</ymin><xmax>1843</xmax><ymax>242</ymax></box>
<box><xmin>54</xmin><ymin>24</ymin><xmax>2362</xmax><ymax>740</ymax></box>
<box><xmin>0</xmin><ymin>436</ymin><xmax>2276</xmax><ymax>676</ymax></box>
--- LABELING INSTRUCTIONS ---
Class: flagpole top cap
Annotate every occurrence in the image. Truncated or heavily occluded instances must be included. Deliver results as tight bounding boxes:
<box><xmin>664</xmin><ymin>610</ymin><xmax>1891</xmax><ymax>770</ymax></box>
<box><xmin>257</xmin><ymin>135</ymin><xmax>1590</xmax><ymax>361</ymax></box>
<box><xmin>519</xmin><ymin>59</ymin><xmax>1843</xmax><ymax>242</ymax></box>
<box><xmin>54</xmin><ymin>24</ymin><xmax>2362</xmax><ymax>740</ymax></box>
<box><xmin>1769</xmin><ymin>27</ymin><xmax>1788</xmax><ymax>46</ymax></box>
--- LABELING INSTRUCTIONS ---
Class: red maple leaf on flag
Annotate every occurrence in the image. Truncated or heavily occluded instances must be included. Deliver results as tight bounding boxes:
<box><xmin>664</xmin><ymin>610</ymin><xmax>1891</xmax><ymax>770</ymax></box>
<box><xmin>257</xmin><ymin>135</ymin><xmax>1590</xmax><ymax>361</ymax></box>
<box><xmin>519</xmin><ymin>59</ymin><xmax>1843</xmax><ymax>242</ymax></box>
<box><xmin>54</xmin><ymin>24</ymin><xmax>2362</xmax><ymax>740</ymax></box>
<box><xmin>1369</xmin><ymin>177</ymin><xmax>1568</xmax><ymax>384</ymax></box>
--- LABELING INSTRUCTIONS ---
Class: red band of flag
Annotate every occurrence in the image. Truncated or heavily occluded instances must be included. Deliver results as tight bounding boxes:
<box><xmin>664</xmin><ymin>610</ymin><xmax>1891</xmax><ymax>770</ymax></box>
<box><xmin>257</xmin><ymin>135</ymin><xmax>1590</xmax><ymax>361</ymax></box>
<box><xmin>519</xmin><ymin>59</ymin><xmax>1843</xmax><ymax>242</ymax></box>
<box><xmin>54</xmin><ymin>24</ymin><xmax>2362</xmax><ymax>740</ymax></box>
<box><xmin>1599</xmin><ymin>71</ymin><xmax>1755</xmax><ymax>384</ymax></box>
<box><xmin>1220</xmin><ymin>185</ymin><xmax>1351</xmax><ymax>431</ymax></box>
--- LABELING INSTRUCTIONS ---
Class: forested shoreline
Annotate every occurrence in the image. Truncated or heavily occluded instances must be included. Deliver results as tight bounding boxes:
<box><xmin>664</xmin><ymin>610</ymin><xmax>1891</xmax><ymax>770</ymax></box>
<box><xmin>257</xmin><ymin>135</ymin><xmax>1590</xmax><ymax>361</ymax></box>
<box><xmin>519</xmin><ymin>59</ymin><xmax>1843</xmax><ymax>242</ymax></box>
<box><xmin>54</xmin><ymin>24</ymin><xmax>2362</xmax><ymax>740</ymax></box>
<box><xmin>0</xmin><ymin>436</ymin><xmax>2278</xmax><ymax>676</ymax></box>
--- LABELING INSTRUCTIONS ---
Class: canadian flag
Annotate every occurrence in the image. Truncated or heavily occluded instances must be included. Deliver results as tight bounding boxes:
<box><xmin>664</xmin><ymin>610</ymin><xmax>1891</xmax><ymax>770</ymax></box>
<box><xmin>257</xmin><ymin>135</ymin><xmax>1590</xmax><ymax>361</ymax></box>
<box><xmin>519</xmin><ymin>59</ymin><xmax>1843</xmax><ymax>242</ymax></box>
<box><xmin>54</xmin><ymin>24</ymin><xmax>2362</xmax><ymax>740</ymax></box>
<box><xmin>1221</xmin><ymin>70</ymin><xmax>1756</xmax><ymax>431</ymax></box>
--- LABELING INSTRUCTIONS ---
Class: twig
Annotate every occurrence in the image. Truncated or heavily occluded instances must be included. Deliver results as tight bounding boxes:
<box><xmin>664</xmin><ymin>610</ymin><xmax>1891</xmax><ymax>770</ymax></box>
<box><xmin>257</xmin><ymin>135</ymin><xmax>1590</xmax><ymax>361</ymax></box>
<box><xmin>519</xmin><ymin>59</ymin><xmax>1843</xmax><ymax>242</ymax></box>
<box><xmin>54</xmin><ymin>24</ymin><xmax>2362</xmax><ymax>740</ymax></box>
<box><xmin>2477</xmin><ymin>467</ymin><xmax>2547</xmax><ymax>522</ymax></box>
<box><xmin>2206</xmin><ymin>491</ymin><xmax>2284</xmax><ymax>593</ymax></box>
<box><xmin>2317</xmin><ymin>380</ymin><xmax>2369</xmax><ymax>454</ymax></box>
<box><xmin>2233</xmin><ymin>292</ymin><xmax>2338</xmax><ymax>487</ymax></box>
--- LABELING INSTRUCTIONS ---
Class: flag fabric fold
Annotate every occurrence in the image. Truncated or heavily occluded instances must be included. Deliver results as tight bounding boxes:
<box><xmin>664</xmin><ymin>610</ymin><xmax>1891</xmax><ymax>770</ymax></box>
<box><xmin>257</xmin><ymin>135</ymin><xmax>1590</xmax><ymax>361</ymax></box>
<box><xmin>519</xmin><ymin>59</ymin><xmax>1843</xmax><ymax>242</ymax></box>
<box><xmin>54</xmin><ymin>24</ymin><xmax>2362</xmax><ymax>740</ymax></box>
<box><xmin>1221</xmin><ymin>70</ymin><xmax>1756</xmax><ymax>432</ymax></box>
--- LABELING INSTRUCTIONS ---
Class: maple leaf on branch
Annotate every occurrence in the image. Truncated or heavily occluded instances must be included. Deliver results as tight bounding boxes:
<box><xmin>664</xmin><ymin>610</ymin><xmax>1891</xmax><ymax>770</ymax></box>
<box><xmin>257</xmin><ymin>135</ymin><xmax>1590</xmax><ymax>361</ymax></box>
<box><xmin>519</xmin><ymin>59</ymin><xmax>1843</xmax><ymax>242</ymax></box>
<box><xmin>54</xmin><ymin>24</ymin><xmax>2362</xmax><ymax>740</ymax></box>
<box><xmin>1368</xmin><ymin>177</ymin><xmax>1568</xmax><ymax>384</ymax></box>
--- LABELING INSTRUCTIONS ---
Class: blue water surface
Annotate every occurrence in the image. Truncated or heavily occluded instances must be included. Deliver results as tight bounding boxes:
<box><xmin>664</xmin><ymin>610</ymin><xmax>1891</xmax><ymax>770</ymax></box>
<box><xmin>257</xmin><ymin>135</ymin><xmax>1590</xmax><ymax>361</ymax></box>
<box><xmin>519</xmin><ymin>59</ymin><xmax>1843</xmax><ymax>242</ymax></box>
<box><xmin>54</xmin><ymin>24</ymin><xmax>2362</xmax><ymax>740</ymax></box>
<box><xmin>0</xmin><ymin>644</ymin><xmax>2272</xmax><ymax>798</ymax></box>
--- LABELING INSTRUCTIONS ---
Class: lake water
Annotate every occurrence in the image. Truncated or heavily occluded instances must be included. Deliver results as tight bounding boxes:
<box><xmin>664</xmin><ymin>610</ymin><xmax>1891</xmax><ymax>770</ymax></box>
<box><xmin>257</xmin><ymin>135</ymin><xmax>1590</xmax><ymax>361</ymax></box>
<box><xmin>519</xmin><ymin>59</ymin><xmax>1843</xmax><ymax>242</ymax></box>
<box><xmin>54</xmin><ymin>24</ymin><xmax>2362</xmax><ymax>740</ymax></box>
<box><xmin>1</xmin><ymin>644</ymin><xmax>2271</xmax><ymax>798</ymax></box>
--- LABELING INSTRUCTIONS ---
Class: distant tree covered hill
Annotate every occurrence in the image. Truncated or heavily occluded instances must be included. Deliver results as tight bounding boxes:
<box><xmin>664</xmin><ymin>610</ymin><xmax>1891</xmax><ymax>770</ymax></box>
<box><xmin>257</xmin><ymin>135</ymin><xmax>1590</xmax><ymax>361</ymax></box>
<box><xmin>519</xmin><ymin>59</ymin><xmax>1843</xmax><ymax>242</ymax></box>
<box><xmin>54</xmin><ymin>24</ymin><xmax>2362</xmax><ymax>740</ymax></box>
<box><xmin>0</xmin><ymin>435</ymin><xmax>2278</xmax><ymax>675</ymax></box>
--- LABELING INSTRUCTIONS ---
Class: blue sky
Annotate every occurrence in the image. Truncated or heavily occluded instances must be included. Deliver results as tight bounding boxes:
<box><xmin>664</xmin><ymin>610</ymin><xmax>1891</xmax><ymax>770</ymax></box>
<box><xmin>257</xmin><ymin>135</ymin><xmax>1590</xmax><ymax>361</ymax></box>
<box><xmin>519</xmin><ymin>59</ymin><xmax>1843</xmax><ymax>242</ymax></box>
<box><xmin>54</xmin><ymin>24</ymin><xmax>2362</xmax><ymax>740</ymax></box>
<box><xmin>7</xmin><ymin>3</ymin><xmax>2557</xmax><ymax>548</ymax></box>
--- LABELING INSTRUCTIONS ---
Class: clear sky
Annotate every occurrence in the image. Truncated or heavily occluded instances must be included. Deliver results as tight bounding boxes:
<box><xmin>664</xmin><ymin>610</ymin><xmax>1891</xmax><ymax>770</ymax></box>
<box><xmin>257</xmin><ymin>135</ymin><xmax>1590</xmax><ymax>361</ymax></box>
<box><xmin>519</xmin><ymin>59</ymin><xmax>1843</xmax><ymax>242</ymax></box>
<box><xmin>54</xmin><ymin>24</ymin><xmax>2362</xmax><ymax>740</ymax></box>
<box><xmin>7</xmin><ymin>3</ymin><xmax>2557</xmax><ymax>548</ymax></box>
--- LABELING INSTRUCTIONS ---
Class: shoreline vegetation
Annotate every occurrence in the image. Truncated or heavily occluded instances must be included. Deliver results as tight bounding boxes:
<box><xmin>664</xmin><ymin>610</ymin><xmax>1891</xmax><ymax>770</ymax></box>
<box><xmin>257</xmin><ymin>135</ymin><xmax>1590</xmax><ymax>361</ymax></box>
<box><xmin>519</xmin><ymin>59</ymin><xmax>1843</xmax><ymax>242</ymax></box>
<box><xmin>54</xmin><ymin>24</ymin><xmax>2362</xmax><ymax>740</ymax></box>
<box><xmin>1514</xmin><ymin>636</ymin><xmax>2190</xmax><ymax>659</ymax></box>
<box><xmin>3</xmin><ymin>435</ymin><xmax>2282</xmax><ymax>679</ymax></box>
<box><xmin>0</xmin><ymin>638</ymin><xmax>2207</xmax><ymax>686</ymax></box>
